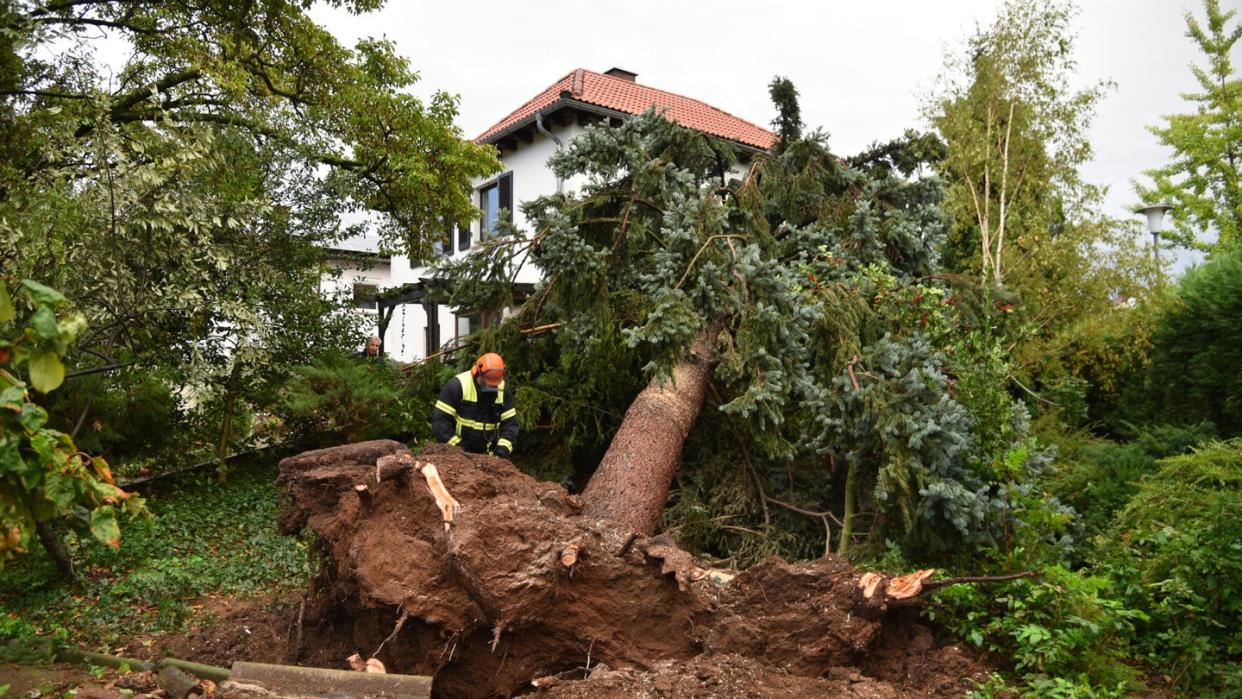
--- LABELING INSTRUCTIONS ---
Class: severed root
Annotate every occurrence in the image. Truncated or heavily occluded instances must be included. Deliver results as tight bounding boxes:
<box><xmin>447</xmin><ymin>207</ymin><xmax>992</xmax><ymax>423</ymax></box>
<box><xmin>415</xmin><ymin>461</ymin><xmax>460</xmax><ymax>530</ymax></box>
<box><xmin>560</xmin><ymin>544</ymin><xmax>580</xmax><ymax>568</ymax></box>
<box><xmin>347</xmin><ymin>653</ymin><xmax>388</xmax><ymax>673</ymax></box>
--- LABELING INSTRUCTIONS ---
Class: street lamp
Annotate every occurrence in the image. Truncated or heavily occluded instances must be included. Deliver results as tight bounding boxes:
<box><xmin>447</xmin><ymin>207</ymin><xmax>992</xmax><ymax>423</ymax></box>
<box><xmin>1136</xmin><ymin>203</ymin><xmax>1173</xmax><ymax>263</ymax></box>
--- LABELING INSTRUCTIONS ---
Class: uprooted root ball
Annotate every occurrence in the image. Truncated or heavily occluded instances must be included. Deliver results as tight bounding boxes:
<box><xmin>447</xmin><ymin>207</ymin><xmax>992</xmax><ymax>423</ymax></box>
<box><xmin>277</xmin><ymin>441</ymin><xmax>988</xmax><ymax>698</ymax></box>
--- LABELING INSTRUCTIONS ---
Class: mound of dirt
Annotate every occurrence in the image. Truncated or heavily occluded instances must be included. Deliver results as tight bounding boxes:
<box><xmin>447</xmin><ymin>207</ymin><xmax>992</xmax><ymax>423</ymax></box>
<box><xmin>277</xmin><ymin>441</ymin><xmax>988</xmax><ymax>698</ymax></box>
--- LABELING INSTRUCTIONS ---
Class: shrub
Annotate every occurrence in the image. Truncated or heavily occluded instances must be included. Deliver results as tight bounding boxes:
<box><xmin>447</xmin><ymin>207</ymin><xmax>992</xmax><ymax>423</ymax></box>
<box><xmin>1099</xmin><ymin>440</ymin><xmax>1242</xmax><ymax>692</ymax></box>
<box><xmin>928</xmin><ymin>565</ymin><xmax>1143</xmax><ymax>694</ymax></box>
<box><xmin>1046</xmin><ymin>422</ymin><xmax>1213</xmax><ymax>545</ymax></box>
<box><xmin>278</xmin><ymin>354</ymin><xmax>418</xmax><ymax>445</ymax></box>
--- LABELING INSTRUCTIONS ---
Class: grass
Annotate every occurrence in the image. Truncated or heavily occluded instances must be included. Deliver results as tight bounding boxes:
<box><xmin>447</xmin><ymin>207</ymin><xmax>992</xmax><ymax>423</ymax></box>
<box><xmin>0</xmin><ymin>456</ymin><xmax>315</xmax><ymax>653</ymax></box>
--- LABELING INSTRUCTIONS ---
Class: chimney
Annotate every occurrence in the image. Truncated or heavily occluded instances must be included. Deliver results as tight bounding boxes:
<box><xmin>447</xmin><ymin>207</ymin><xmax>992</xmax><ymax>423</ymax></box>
<box><xmin>604</xmin><ymin>67</ymin><xmax>638</xmax><ymax>83</ymax></box>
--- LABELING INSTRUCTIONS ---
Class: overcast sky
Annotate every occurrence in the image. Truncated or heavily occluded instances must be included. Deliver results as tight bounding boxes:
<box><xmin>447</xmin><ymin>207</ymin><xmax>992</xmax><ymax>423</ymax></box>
<box><xmin>309</xmin><ymin>0</ymin><xmax>1226</xmax><ymax>269</ymax></box>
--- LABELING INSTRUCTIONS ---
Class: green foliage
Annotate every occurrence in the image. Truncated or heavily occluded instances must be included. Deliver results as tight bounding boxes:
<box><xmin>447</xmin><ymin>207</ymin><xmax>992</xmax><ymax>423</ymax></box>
<box><xmin>927</xmin><ymin>0</ymin><xmax>1111</xmax><ymax>286</ymax></box>
<box><xmin>1135</xmin><ymin>0</ymin><xmax>1241</xmax><ymax>250</ymax></box>
<box><xmin>0</xmin><ymin>280</ymin><xmax>146</xmax><ymax>568</ymax></box>
<box><xmin>1099</xmin><ymin>440</ymin><xmax>1242</xmax><ymax>692</ymax></box>
<box><xmin>1144</xmin><ymin>246</ymin><xmax>1242</xmax><ymax>437</ymax></box>
<box><xmin>767</xmin><ymin>76</ymin><xmax>802</xmax><ymax>152</ymax></box>
<box><xmin>928</xmin><ymin>566</ymin><xmax>1143</xmax><ymax>694</ymax></box>
<box><xmin>0</xmin><ymin>0</ymin><xmax>499</xmax><ymax>476</ymax></box>
<box><xmin>278</xmin><ymin>354</ymin><xmax>425</xmax><ymax>445</ymax></box>
<box><xmin>0</xmin><ymin>458</ymin><xmax>313</xmax><ymax>650</ymax></box>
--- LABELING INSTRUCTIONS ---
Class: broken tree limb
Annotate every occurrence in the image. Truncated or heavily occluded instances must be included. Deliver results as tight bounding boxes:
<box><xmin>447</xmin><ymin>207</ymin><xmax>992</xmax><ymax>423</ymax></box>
<box><xmin>854</xmin><ymin>569</ymin><xmax>1039</xmax><ymax>617</ymax></box>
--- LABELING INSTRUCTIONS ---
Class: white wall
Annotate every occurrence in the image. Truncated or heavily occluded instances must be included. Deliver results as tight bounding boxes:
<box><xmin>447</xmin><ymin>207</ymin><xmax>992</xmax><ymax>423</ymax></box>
<box><xmin>376</xmin><ymin>120</ymin><xmax>588</xmax><ymax>361</ymax></box>
<box><xmin>340</xmin><ymin>119</ymin><xmax>759</xmax><ymax>362</ymax></box>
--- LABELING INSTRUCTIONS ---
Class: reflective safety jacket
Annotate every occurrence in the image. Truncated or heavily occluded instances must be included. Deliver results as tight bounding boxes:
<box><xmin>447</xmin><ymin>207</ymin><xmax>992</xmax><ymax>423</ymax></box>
<box><xmin>431</xmin><ymin>370</ymin><xmax>518</xmax><ymax>457</ymax></box>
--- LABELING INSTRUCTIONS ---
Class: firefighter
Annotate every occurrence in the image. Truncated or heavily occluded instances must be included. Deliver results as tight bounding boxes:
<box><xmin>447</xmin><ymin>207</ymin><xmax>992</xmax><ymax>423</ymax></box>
<box><xmin>431</xmin><ymin>352</ymin><xmax>517</xmax><ymax>458</ymax></box>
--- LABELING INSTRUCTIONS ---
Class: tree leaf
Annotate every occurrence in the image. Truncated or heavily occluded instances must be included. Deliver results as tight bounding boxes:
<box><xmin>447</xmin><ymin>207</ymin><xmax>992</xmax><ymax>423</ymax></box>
<box><xmin>89</xmin><ymin>507</ymin><xmax>121</xmax><ymax>548</ymax></box>
<box><xmin>28</xmin><ymin>352</ymin><xmax>65</xmax><ymax>393</ymax></box>
<box><xmin>0</xmin><ymin>285</ymin><xmax>13</xmax><ymax>323</ymax></box>
<box><xmin>43</xmin><ymin>472</ymin><xmax>78</xmax><ymax>510</ymax></box>
<box><xmin>31</xmin><ymin>307</ymin><xmax>58</xmax><ymax>340</ymax></box>
<box><xmin>19</xmin><ymin>280</ymin><xmax>65</xmax><ymax>306</ymax></box>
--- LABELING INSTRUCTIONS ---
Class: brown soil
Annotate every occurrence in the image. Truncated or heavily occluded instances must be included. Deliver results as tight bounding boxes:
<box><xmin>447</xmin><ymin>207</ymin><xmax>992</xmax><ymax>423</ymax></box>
<box><xmin>274</xmin><ymin>440</ymin><xmax>992</xmax><ymax>698</ymax></box>
<box><xmin>122</xmin><ymin>595</ymin><xmax>309</xmax><ymax>669</ymax></box>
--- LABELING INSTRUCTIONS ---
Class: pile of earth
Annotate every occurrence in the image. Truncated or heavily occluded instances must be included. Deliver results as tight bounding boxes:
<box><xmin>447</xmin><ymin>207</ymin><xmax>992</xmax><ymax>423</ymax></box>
<box><xmin>275</xmin><ymin>440</ymin><xmax>990</xmax><ymax>698</ymax></box>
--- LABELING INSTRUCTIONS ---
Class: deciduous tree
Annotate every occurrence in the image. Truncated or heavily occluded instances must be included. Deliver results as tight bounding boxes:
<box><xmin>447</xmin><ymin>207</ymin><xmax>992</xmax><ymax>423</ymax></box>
<box><xmin>1135</xmin><ymin>0</ymin><xmax>1241</xmax><ymax>250</ymax></box>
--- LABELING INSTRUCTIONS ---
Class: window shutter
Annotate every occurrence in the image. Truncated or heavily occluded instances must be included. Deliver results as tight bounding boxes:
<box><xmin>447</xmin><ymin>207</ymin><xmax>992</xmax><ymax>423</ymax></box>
<box><xmin>498</xmin><ymin>172</ymin><xmax>513</xmax><ymax>222</ymax></box>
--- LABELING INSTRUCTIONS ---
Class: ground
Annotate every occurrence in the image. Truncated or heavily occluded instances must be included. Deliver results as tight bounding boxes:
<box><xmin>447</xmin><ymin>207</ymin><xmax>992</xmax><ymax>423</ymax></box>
<box><xmin>1</xmin><ymin>443</ymin><xmax>998</xmax><ymax>698</ymax></box>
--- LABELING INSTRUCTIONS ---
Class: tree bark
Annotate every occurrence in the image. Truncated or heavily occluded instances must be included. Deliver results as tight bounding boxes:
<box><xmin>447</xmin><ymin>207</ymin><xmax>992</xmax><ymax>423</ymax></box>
<box><xmin>581</xmin><ymin>323</ymin><xmax>720</xmax><ymax>535</ymax></box>
<box><xmin>35</xmin><ymin>517</ymin><xmax>75</xmax><ymax>579</ymax></box>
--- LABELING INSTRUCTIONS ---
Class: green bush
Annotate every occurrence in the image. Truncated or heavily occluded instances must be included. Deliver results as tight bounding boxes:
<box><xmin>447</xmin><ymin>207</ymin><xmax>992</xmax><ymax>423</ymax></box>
<box><xmin>278</xmin><ymin>354</ymin><xmax>420</xmax><ymax>446</ymax></box>
<box><xmin>1099</xmin><ymin>440</ymin><xmax>1242</xmax><ymax>692</ymax></box>
<box><xmin>1046</xmin><ymin>423</ymin><xmax>1213</xmax><ymax>544</ymax></box>
<box><xmin>1145</xmin><ymin>247</ymin><xmax>1242</xmax><ymax>437</ymax></box>
<box><xmin>928</xmin><ymin>565</ymin><xmax>1144</xmax><ymax>694</ymax></box>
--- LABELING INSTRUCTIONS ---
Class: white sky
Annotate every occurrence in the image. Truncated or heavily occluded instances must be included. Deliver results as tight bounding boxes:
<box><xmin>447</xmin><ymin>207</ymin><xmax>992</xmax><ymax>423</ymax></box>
<box><xmin>311</xmin><ymin>0</ymin><xmax>1222</xmax><ymax>268</ymax></box>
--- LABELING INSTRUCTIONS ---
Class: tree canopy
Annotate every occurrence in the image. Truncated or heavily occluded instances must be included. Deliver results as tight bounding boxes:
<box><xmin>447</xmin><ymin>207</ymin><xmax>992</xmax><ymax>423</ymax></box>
<box><xmin>1135</xmin><ymin>0</ymin><xmax>1241</xmax><ymax>250</ymax></box>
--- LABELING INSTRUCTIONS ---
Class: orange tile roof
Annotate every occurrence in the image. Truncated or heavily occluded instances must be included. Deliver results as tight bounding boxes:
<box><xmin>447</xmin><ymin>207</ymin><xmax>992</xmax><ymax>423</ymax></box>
<box><xmin>475</xmin><ymin>68</ymin><xmax>776</xmax><ymax>151</ymax></box>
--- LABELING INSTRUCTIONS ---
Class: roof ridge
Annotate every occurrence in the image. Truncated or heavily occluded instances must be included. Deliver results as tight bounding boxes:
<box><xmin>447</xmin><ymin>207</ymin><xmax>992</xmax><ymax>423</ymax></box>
<box><xmin>579</xmin><ymin>68</ymin><xmax>774</xmax><ymax>137</ymax></box>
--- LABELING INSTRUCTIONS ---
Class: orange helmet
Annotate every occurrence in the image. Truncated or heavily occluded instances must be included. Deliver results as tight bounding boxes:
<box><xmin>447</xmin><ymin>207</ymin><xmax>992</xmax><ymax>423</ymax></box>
<box><xmin>472</xmin><ymin>352</ymin><xmax>506</xmax><ymax>387</ymax></box>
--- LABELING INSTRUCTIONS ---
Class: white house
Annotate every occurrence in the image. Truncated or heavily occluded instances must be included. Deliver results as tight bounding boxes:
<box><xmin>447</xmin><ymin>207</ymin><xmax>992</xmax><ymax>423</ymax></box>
<box><xmin>327</xmin><ymin>67</ymin><xmax>776</xmax><ymax>361</ymax></box>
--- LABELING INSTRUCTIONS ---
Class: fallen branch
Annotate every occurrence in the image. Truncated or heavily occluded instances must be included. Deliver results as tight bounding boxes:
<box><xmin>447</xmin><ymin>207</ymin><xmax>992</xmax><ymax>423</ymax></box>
<box><xmin>854</xmin><ymin>569</ymin><xmax>1039</xmax><ymax>617</ymax></box>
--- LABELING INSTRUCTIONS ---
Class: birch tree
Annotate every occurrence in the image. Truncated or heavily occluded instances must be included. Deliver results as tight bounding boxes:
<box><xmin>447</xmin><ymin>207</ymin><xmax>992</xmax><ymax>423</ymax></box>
<box><xmin>927</xmin><ymin>0</ymin><xmax>1109</xmax><ymax>287</ymax></box>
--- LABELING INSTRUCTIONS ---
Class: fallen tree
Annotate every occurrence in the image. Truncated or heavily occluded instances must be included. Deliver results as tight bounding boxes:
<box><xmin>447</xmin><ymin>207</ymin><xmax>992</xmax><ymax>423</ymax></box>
<box><xmin>278</xmin><ymin>440</ymin><xmax>1025</xmax><ymax>698</ymax></box>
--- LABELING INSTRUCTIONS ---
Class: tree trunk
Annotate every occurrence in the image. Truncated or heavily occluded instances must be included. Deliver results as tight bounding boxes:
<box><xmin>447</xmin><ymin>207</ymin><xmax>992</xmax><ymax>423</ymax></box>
<box><xmin>35</xmin><ymin>517</ymin><xmax>75</xmax><ymax>579</ymax></box>
<box><xmin>215</xmin><ymin>361</ymin><xmax>243</xmax><ymax>482</ymax></box>
<box><xmin>837</xmin><ymin>460</ymin><xmax>858</xmax><ymax>556</ymax></box>
<box><xmin>581</xmin><ymin>323</ymin><xmax>720</xmax><ymax>535</ymax></box>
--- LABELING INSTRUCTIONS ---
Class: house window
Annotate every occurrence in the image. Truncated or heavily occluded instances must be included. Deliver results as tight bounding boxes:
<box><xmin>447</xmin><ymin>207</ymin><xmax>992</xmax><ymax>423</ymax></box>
<box><xmin>457</xmin><ymin>221</ymin><xmax>471</xmax><ymax>252</ymax></box>
<box><xmin>477</xmin><ymin>172</ymin><xmax>513</xmax><ymax>242</ymax></box>
<box><xmin>353</xmin><ymin>283</ymin><xmax>378</xmax><ymax>310</ymax></box>
<box><xmin>455</xmin><ymin>314</ymin><xmax>476</xmax><ymax>341</ymax></box>
<box><xmin>480</xmin><ymin>183</ymin><xmax>500</xmax><ymax>240</ymax></box>
<box><xmin>434</xmin><ymin>220</ymin><xmax>453</xmax><ymax>257</ymax></box>
<box><xmin>454</xmin><ymin>309</ymin><xmax>504</xmax><ymax>342</ymax></box>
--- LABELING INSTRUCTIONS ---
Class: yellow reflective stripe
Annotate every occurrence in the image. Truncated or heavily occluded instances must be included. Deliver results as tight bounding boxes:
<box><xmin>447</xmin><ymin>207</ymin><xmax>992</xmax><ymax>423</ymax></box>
<box><xmin>496</xmin><ymin>438</ymin><xmax>513</xmax><ymax>452</ymax></box>
<box><xmin>448</xmin><ymin>435</ymin><xmax>462</xmax><ymax>446</ymax></box>
<box><xmin>497</xmin><ymin>381</ymin><xmax>505</xmax><ymax>404</ymax></box>
<box><xmin>435</xmin><ymin>400</ymin><xmax>457</xmax><ymax>416</ymax></box>
<box><xmin>500</xmin><ymin>408</ymin><xmax>516</xmax><ymax>421</ymax></box>
<box><xmin>453</xmin><ymin>416</ymin><xmax>499</xmax><ymax>431</ymax></box>
<box><xmin>456</xmin><ymin>371</ymin><xmax>477</xmax><ymax>403</ymax></box>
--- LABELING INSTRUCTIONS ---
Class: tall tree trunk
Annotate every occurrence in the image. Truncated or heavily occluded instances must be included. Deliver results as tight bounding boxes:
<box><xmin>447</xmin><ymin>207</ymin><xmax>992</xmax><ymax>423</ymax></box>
<box><xmin>581</xmin><ymin>323</ymin><xmax>720</xmax><ymax>535</ymax></box>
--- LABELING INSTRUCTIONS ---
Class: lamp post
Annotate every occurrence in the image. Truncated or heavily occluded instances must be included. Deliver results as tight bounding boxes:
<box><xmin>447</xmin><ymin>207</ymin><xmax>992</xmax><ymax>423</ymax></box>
<box><xmin>1136</xmin><ymin>203</ymin><xmax>1173</xmax><ymax>264</ymax></box>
